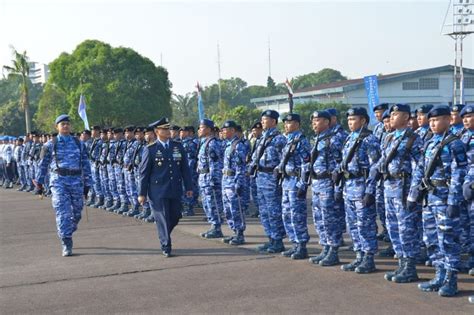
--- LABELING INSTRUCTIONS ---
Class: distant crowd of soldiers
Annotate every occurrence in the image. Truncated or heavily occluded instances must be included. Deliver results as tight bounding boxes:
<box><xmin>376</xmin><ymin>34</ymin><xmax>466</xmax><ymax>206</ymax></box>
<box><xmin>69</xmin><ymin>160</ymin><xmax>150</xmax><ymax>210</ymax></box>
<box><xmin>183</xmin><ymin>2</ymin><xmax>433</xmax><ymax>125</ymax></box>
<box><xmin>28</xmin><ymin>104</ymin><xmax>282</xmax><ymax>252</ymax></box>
<box><xmin>0</xmin><ymin>102</ymin><xmax>473</xmax><ymax>301</ymax></box>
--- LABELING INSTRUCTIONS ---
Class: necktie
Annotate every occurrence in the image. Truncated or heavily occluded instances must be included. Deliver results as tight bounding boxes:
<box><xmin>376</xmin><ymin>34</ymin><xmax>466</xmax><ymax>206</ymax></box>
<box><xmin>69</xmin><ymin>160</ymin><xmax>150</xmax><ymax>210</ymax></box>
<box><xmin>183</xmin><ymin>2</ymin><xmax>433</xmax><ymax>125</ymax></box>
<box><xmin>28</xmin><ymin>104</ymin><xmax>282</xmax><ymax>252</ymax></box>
<box><xmin>165</xmin><ymin>143</ymin><xmax>169</xmax><ymax>150</ymax></box>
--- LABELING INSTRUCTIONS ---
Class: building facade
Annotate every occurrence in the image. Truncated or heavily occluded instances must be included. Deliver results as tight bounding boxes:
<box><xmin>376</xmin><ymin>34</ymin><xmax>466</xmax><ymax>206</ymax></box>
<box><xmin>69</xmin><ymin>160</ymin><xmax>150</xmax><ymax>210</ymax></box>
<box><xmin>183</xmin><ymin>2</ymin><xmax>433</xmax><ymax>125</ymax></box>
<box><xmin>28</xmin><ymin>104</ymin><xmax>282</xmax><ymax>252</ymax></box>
<box><xmin>251</xmin><ymin>65</ymin><xmax>474</xmax><ymax>113</ymax></box>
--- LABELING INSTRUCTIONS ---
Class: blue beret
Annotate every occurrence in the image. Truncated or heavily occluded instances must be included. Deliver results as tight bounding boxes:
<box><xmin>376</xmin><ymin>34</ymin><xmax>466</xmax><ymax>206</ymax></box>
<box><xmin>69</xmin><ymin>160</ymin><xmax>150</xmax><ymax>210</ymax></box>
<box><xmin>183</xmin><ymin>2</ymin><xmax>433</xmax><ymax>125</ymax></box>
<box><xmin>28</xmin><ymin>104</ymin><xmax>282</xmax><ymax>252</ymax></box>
<box><xmin>149</xmin><ymin>117</ymin><xmax>170</xmax><ymax>129</ymax></box>
<box><xmin>311</xmin><ymin>110</ymin><xmax>331</xmax><ymax>120</ymax></box>
<box><xmin>236</xmin><ymin>125</ymin><xmax>243</xmax><ymax>132</ymax></box>
<box><xmin>55</xmin><ymin>114</ymin><xmax>70</xmax><ymax>125</ymax></box>
<box><xmin>170</xmin><ymin>124</ymin><xmax>180</xmax><ymax>131</ymax></box>
<box><xmin>451</xmin><ymin>104</ymin><xmax>465</xmax><ymax>113</ymax></box>
<box><xmin>347</xmin><ymin>107</ymin><xmax>370</xmax><ymax>123</ymax></box>
<box><xmin>282</xmin><ymin>113</ymin><xmax>301</xmax><ymax>123</ymax></box>
<box><xmin>124</xmin><ymin>125</ymin><xmax>135</xmax><ymax>132</ymax></box>
<box><xmin>374</xmin><ymin>103</ymin><xmax>389</xmax><ymax>111</ymax></box>
<box><xmin>113</xmin><ymin>128</ymin><xmax>124</xmax><ymax>133</ymax></box>
<box><xmin>427</xmin><ymin>105</ymin><xmax>451</xmax><ymax>119</ymax></box>
<box><xmin>261</xmin><ymin>109</ymin><xmax>279</xmax><ymax>120</ymax></box>
<box><xmin>145</xmin><ymin>126</ymin><xmax>154</xmax><ymax>132</ymax></box>
<box><xmin>326</xmin><ymin>108</ymin><xmax>338</xmax><ymax>117</ymax></box>
<box><xmin>222</xmin><ymin>120</ymin><xmax>238</xmax><ymax>129</ymax></box>
<box><xmin>251</xmin><ymin>121</ymin><xmax>263</xmax><ymax>129</ymax></box>
<box><xmin>410</xmin><ymin>111</ymin><xmax>417</xmax><ymax>119</ymax></box>
<box><xmin>390</xmin><ymin>103</ymin><xmax>411</xmax><ymax>114</ymax></box>
<box><xmin>416</xmin><ymin>104</ymin><xmax>434</xmax><ymax>115</ymax></box>
<box><xmin>134</xmin><ymin>127</ymin><xmax>145</xmax><ymax>133</ymax></box>
<box><xmin>92</xmin><ymin>125</ymin><xmax>101</xmax><ymax>131</ymax></box>
<box><xmin>460</xmin><ymin>105</ymin><xmax>474</xmax><ymax>117</ymax></box>
<box><xmin>200</xmin><ymin>119</ymin><xmax>215</xmax><ymax>129</ymax></box>
<box><xmin>382</xmin><ymin>109</ymin><xmax>391</xmax><ymax>120</ymax></box>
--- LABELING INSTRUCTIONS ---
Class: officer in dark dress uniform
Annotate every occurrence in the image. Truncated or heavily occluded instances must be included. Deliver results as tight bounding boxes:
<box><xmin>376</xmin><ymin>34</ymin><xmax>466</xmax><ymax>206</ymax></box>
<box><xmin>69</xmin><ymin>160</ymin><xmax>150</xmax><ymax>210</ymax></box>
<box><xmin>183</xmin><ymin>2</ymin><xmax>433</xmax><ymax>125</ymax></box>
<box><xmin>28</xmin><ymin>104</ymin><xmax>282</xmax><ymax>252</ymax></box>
<box><xmin>138</xmin><ymin>118</ymin><xmax>193</xmax><ymax>257</ymax></box>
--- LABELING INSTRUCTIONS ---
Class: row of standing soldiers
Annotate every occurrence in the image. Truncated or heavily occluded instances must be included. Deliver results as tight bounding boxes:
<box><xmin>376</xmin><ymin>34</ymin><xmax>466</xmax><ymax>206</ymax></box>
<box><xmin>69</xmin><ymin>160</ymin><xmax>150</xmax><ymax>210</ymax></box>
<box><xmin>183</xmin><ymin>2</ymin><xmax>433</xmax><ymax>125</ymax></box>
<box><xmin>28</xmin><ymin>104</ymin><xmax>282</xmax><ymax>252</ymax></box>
<box><xmin>195</xmin><ymin>104</ymin><xmax>473</xmax><ymax>300</ymax></box>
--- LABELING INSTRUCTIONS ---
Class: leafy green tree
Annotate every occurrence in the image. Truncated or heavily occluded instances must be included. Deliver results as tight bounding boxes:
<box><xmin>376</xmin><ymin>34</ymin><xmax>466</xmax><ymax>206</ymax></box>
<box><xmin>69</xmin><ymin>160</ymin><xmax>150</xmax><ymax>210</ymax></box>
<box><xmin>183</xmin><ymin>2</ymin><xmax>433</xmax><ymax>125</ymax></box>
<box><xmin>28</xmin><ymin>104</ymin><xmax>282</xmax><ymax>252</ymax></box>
<box><xmin>34</xmin><ymin>84</ymin><xmax>69</xmax><ymax>132</ymax></box>
<box><xmin>36</xmin><ymin>40</ymin><xmax>172</xmax><ymax>128</ymax></box>
<box><xmin>285</xmin><ymin>101</ymin><xmax>350</xmax><ymax>137</ymax></box>
<box><xmin>266</xmin><ymin>76</ymin><xmax>276</xmax><ymax>95</ymax></box>
<box><xmin>211</xmin><ymin>105</ymin><xmax>261</xmax><ymax>131</ymax></box>
<box><xmin>2</xmin><ymin>48</ymin><xmax>32</xmax><ymax>133</ymax></box>
<box><xmin>171</xmin><ymin>93</ymin><xmax>199</xmax><ymax>126</ymax></box>
<box><xmin>292</xmin><ymin>68</ymin><xmax>347</xmax><ymax>90</ymax></box>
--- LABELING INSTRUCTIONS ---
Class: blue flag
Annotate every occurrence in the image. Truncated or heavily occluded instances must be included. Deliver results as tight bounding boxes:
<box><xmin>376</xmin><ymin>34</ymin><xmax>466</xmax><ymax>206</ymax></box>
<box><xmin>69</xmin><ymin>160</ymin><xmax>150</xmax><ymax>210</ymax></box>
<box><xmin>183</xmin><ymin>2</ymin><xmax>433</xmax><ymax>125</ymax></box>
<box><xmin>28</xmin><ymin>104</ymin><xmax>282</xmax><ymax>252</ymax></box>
<box><xmin>197</xmin><ymin>82</ymin><xmax>205</xmax><ymax>121</ymax></box>
<box><xmin>364</xmin><ymin>75</ymin><xmax>379</xmax><ymax>127</ymax></box>
<box><xmin>78</xmin><ymin>94</ymin><xmax>90</xmax><ymax>130</ymax></box>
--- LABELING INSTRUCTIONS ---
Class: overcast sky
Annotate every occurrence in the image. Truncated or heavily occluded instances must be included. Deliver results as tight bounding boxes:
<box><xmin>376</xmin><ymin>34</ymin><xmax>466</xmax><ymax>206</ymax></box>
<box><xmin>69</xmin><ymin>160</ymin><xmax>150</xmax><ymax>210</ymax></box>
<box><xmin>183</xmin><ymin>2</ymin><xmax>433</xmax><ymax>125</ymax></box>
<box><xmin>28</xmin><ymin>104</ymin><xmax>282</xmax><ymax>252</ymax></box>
<box><xmin>1</xmin><ymin>0</ymin><xmax>473</xmax><ymax>94</ymax></box>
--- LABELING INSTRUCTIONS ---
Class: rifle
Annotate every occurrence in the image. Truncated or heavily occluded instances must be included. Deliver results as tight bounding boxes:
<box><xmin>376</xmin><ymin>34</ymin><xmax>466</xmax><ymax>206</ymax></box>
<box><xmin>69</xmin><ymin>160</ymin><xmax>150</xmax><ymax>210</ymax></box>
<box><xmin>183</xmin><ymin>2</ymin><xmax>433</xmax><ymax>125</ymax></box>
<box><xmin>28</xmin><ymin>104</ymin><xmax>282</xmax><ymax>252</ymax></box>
<box><xmin>276</xmin><ymin>134</ymin><xmax>301</xmax><ymax>187</ymax></box>
<box><xmin>414</xmin><ymin>132</ymin><xmax>458</xmax><ymax>203</ymax></box>
<box><xmin>249</xmin><ymin>134</ymin><xmax>276</xmax><ymax>178</ymax></box>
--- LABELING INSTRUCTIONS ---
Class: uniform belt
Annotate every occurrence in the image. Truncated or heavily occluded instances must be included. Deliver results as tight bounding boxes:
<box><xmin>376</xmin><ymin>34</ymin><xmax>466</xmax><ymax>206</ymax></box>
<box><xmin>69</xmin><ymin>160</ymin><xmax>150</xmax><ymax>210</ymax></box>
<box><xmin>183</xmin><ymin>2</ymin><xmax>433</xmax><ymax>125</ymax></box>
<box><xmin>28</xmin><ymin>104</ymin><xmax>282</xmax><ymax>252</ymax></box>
<box><xmin>222</xmin><ymin>169</ymin><xmax>236</xmax><ymax>176</ymax></box>
<box><xmin>198</xmin><ymin>168</ymin><xmax>210</xmax><ymax>174</ymax></box>
<box><xmin>430</xmin><ymin>179</ymin><xmax>448</xmax><ymax>187</ymax></box>
<box><xmin>54</xmin><ymin>168</ymin><xmax>81</xmax><ymax>176</ymax></box>
<box><xmin>384</xmin><ymin>172</ymin><xmax>409</xmax><ymax>180</ymax></box>
<box><xmin>311</xmin><ymin>172</ymin><xmax>331</xmax><ymax>180</ymax></box>
<box><xmin>343</xmin><ymin>171</ymin><xmax>365</xmax><ymax>180</ymax></box>
<box><xmin>257</xmin><ymin>166</ymin><xmax>274</xmax><ymax>173</ymax></box>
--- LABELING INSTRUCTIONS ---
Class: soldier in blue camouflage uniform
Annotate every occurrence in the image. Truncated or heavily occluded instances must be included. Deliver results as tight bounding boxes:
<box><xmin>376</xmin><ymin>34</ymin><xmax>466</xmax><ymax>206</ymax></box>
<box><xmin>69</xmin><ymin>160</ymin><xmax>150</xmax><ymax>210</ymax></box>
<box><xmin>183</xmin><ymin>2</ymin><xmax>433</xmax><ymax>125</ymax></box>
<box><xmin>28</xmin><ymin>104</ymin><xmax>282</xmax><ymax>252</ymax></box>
<box><xmin>460</xmin><ymin>105</ymin><xmax>474</xmax><ymax>272</ymax></box>
<box><xmin>248</xmin><ymin>110</ymin><xmax>287</xmax><ymax>253</ymax></box>
<box><xmin>327</xmin><ymin>108</ymin><xmax>349</xmax><ymax>246</ymax></box>
<box><xmin>14</xmin><ymin>138</ymin><xmax>26</xmax><ymax>191</ymax></box>
<box><xmin>450</xmin><ymin>104</ymin><xmax>465</xmax><ymax>137</ymax></box>
<box><xmin>335</xmin><ymin>107</ymin><xmax>380</xmax><ymax>274</ymax></box>
<box><xmin>197</xmin><ymin>119</ymin><xmax>224</xmax><ymax>238</ymax></box>
<box><xmin>415</xmin><ymin>105</ymin><xmax>434</xmax><ymax>144</ymax></box>
<box><xmin>369</xmin><ymin>104</ymin><xmax>423</xmax><ymax>283</ymax></box>
<box><xmin>18</xmin><ymin>134</ymin><xmax>31</xmax><ymax>191</ymax></box>
<box><xmin>121</xmin><ymin>126</ymin><xmax>139</xmax><ymax>216</ymax></box>
<box><xmin>372</xmin><ymin>103</ymin><xmax>390</xmax><ymax>242</ymax></box>
<box><xmin>306</xmin><ymin>110</ymin><xmax>344</xmax><ymax>266</ymax></box>
<box><xmin>409</xmin><ymin>105</ymin><xmax>467</xmax><ymax>297</ymax></box>
<box><xmin>98</xmin><ymin>129</ymin><xmax>113</xmax><ymax>209</ymax></box>
<box><xmin>409</xmin><ymin>110</ymin><xmax>419</xmax><ymax>131</ymax></box>
<box><xmin>29</xmin><ymin>132</ymin><xmax>43</xmax><ymax>194</ymax></box>
<box><xmin>180</xmin><ymin>126</ymin><xmax>199</xmax><ymax>216</ymax></box>
<box><xmin>276</xmin><ymin>113</ymin><xmax>311</xmax><ymax>259</ymax></box>
<box><xmin>22</xmin><ymin>134</ymin><xmax>33</xmax><ymax>192</ymax></box>
<box><xmin>35</xmin><ymin>115</ymin><xmax>91</xmax><ymax>256</ymax></box>
<box><xmin>113</xmin><ymin>128</ymin><xmax>128</xmax><ymax>214</ymax></box>
<box><xmin>221</xmin><ymin>120</ymin><xmax>247</xmax><ymax>245</ymax></box>
<box><xmin>236</xmin><ymin>125</ymin><xmax>251</xmax><ymax>215</ymax></box>
<box><xmin>88</xmin><ymin>126</ymin><xmax>103</xmax><ymax>207</ymax></box>
<box><xmin>248</xmin><ymin>121</ymin><xmax>263</xmax><ymax>218</ymax></box>
<box><xmin>81</xmin><ymin>130</ymin><xmax>94</xmax><ymax>202</ymax></box>
<box><xmin>105</xmin><ymin>129</ymin><xmax>119</xmax><ymax>211</ymax></box>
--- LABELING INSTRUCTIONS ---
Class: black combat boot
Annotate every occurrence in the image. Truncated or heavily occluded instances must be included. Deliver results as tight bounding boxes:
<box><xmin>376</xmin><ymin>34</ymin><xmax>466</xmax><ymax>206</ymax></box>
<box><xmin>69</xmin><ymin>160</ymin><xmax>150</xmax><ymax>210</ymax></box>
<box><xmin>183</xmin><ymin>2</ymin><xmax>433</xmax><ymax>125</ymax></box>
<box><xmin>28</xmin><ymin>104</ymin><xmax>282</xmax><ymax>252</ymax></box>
<box><xmin>319</xmin><ymin>246</ymin><xmax>340</xmax><ymax>266</ymax></box>
<box><xmin>257</xmin><ymin>238</ymin><xmax>273</xmax><ymax>252</ymax></box>
<box><xmin>267</xmin><ymin>239</ymin><xmax>285</xmax><ymax>253</ymax></box>
<box><xmin>229</xmin><ymin>230</ymin><xmax>245</xmax><ymax>245</ymax></box>
<box><xmin>418</xmin><ymin>267</ymin><xmax>446</xmax><ymax>292</ymax></box>
<box><xmin>355</xmin><ymin>253</ymin><xmax>376</xmax><ymax>274</ymax></box>
<box><xmin>61</xmin><ymin>238</ymin><xmax>73</xmax><ymax>257</ymax></box>
<box><xmin>341</xmin><ymin>251</ymin><xmax>364</xmax><ymax>272</ymax></box>
<box><xmin>392</xmin><ymin>257</ymin><xmax>419</xmax><ymax>283</ymax></box>
<box><xmin>309</xmin><ymin>245</ymin><xmax>330</xmax><ymax>265</ymax></box>
<box><xmin>438</xmin><ymin>271</ymin><xmax>459</xmax><ymax>297</ymax></box>
<box><xmin>291</xmin><ymin>242</ymin><xmax>308</xmax><ymax>260</ymax></box>
<box><xmin>384</xmin><ymin>258</ymin><xmax>405</xmax><ymax>281</ymax></box>
<box><xmin>282</xmin><ymin>243</ymin><xmax>298</xmax><ymax>257</ymax></box>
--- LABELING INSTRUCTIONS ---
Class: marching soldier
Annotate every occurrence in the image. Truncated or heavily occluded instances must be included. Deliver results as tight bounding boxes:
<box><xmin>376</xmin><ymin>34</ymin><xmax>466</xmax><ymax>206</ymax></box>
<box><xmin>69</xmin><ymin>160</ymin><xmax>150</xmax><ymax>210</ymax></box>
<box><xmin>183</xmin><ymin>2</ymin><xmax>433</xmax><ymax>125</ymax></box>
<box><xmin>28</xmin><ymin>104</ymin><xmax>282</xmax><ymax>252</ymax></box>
<box><xmin>409</xmin><ymin>105</ymin><xmax>467</xmax><ymax>297</ymax></box>
<box><xmin>248</xmin><ymin>121</ymin><xmax>263</xmax><ymax>218</ymax></box>
<box><xmin>34</xmin><ymin>114</ymin><xmax>92</xmax><ymax>256</ymax></box>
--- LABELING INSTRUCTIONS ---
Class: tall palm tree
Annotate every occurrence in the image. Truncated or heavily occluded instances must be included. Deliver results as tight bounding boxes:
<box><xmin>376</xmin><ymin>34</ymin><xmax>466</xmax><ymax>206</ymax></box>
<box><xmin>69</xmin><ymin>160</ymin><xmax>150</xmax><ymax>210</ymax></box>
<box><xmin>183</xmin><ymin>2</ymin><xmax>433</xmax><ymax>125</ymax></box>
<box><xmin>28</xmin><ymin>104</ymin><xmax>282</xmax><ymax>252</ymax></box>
<box><xmin>3</xmin><ymin>47</ymin><xmax>31</xmax><ymax>133</ymax></box>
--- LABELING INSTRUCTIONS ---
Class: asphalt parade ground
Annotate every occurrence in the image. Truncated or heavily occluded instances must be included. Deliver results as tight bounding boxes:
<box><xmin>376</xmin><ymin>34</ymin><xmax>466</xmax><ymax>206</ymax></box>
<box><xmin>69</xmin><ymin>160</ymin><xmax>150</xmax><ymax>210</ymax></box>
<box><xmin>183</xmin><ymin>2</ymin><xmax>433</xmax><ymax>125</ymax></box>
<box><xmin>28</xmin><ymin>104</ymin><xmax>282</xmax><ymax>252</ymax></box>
<box><xmin>1</xmin><ymin>189</ymin><xmax>473</xmax><ymax>314</ymax></box>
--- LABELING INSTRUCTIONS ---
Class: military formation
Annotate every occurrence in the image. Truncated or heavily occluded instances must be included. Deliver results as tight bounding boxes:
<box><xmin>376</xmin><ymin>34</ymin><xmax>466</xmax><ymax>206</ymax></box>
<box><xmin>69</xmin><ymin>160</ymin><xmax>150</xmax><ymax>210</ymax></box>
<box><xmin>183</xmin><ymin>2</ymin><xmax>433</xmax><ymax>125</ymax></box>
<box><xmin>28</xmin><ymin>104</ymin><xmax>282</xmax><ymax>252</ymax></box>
<box><xmin>1</xmin><ymin>103</ymin><xmax>473</xmax><ymax>302</ymax></box>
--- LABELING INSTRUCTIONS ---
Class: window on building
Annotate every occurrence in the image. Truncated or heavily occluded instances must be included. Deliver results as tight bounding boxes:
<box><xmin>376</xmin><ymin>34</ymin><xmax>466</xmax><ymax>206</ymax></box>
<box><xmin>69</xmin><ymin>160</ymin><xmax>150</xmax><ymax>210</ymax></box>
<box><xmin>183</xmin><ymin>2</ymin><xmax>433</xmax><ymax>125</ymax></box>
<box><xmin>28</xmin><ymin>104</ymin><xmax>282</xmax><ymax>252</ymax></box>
<box><xmin>419</xmin><ymin>78</ymin><xmax>439</xmax><ymax>90</ymax></box>
<box><xmin>402</xmin><ymin>82</ymin><xmax>419</xmax><ymax>90</ymax></box>
<box><xmin>465</xmin><ymin>77</ymin><xmax>474</xmax><ymax>89</ymax></box>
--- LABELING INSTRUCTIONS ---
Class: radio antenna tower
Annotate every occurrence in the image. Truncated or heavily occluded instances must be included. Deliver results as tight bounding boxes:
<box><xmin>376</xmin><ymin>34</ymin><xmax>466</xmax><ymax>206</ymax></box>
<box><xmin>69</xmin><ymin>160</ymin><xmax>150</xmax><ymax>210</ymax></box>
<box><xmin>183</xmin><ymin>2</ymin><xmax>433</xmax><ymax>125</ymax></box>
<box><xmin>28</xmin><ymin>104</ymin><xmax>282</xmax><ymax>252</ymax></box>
<box><xmin>442</xmin><ymin>0</ymin><xmax>474</xmax><ymax>104</ymax></box>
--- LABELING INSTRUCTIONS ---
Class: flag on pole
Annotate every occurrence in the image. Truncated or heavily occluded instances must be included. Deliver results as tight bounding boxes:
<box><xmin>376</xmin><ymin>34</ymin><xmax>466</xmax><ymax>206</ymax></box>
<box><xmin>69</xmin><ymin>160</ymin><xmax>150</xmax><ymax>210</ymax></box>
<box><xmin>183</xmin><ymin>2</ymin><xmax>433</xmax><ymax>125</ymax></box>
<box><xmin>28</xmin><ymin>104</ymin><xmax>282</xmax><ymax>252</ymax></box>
<box><xmin>196</xmin><ymin>82</ymin><xmax>205</xmax><ymax>121</ymax></box>
<box><xmin>78</xmin><ymin>94</ymin><xmax>90</xmax><ymax>130</ymax></box>
<box><xmin>363</xmin><ymin>75</ymin><xmax>379</xmax><ymax>127</ymax></box>
<box><xmin>285</xmin><ymin>78</ymin><xmax>294</xmax><ymax>113</ymax></box>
